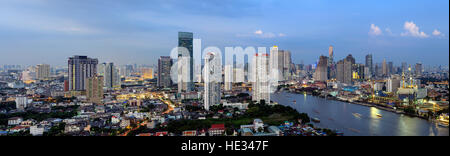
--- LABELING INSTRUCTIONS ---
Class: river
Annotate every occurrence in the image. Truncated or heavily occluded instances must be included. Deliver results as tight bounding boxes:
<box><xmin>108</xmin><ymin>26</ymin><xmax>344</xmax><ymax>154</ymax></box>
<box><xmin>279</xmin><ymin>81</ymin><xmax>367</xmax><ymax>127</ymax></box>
<box><xmin>271</xmin><ymin>91</ymin><xmax>449</xmax><ymax>136</ymax></box>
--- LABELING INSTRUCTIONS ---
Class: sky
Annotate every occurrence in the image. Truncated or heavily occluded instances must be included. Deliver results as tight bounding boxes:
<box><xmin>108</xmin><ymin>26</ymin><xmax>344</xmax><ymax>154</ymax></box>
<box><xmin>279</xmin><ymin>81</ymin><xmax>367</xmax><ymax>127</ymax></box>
<box><xmin>0</xmin><ymin>0</ymin><xmax>448</xmax><ymax>67</ymax></box>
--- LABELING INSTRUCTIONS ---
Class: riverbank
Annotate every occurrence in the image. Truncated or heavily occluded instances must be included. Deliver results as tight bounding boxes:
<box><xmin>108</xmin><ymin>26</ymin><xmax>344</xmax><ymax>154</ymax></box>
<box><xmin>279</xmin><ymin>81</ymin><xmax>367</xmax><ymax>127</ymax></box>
<box><xmin>287</xmin><ymin>90</ymin><xmax>430</xmax><ymax>121</ymax></box>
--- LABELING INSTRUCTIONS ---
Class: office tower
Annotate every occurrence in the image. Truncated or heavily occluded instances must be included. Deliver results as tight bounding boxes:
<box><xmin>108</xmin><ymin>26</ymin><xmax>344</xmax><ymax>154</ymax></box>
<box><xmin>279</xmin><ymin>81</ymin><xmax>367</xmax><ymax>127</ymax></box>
<box><xmin>387</xmin><ymin>74</ymin><xmax>401</xmax><ymax>93</ymax></box>
<box><xmin>388</xmin><ymin>62</ymin><xmax>393</xmax><ymax>75</ymax></box>
<box><xmin>36</xmin><ymin>64</ymin><xmax>50</xmax><ymax>80</ymax></box>
<box><xmin>252</xmin><ymin>53</ymin><xmax>270</xmax><ymax>104</ymax></box>
<box><xmin>336</xmin><ymin>60</ymin><xmax>344</xmax><ymax>84</ymax></box>
<box><xmin>328</xmin><ymin>46</ymin><xmax>335</xmax><ymax>79</ymax></box>
<box><xmin>204</xmin><ymin>52</ymin><xmax>221</xmax><ymax>111</ymax></box>
<box><xmin>336</xmin><ymin>54</ymin><xmax>354</xmax><ymax>84</ymax></box>
<box><xmin>157</xmin><ymin>56</ymin><xmax>173</xmax><ymax>88</ymax></box>
<box><xmin>68</xmin><ymin>55</ymin><xmax>98</xmax><ymax>91</ymax></box>
<box><xmin>178</xmin><ymin>32</ymin><xmax>194</xmax><ymax>93</ymax></box>
<box><xmin>283</xmin><ymin>50</ymin><xmax>292</xmax><ymax>80</ymax></box>
<box><xmin>382</xmin><ymin>59</ymin><xmax>388</xmax><ymax>77</ymax></box>
<box><xmin>269</xmin><ymin>46</ymin><xmax>292</xmax><ymax>81</ymax></box>
<box><xmin>401</xmin><ymin>62</ymin><xmax>407</xmax><ymax>74</ymax></box>
<box><xmin>365</xmin><ymin>54</ymin><xmax>373</xmax><ymax>78</ymax></box>
<box><xmin>364</xmin><ymin>66</ymin><xmax>370</xmax><ymax>80</ymax></box>
<box><xmin>86</xmin><ymin>76</ymin><xmax>104</xmax><ymax>104</ymax></box>
<box><xmin>352</xmin><ymin>64</ymin><xmax>365</xmax><ymax>80</ymax></box>
<box><xmin>314</xmin><ymin>55</ymin><xmax>328</xmax><ymax>81</ymax></box>
<box><xmin>104</xmin><ymin>63</ymin><xmax>120</xmax><ymax>89</ymax></box>
<box><xmin>415</xmin><ymin>63</ymin><xmax>423</xmax><ymax>76</ymax></box>
<box><xmin>328</xmin><ymin>46</ymin><xmax>334</xmax><ymax>67</ymax></box>
<box><xmin>224</xmin><ymin>65</ymin><xmax>233</xmax><ymax>91</ymax></box>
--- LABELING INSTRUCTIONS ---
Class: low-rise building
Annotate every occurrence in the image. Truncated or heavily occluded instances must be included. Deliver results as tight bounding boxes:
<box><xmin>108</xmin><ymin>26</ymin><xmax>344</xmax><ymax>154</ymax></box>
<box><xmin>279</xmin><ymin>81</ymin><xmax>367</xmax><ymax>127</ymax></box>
<box><xmin>8</xmin><ymin>117</ymin><xmax>23</xmax><ymax>126</ymax></box>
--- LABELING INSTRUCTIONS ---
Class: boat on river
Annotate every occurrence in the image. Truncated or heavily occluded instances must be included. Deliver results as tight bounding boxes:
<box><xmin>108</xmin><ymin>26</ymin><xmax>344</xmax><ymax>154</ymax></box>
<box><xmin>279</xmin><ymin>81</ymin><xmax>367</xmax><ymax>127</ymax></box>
<box><xmin>312</xmin><ymin>117</ymin><xmax>321</xmax><ymax>123</ymax></box>
<box><xmin>353</xmin><ymin>113</ymin><xmax>362</xmax><ymax>118</ymax></box>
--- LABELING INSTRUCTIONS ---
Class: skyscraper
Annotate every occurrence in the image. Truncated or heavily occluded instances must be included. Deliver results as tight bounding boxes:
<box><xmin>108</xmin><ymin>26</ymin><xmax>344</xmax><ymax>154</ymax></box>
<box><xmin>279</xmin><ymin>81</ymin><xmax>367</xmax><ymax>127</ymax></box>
<box><xmin>252</xmin><ymin>53</ymin><xmax>270</xmax><ymax>104</ymax></box>
<box><xmin>328</xmin><ymin>45</ymin><xmax>335</xmax><ymax>79</ymax></box>
<box><xmin>401</xmin><ymin>62</ymin><xmax>407</xmax><ymax>74</ymax></box>
<box><xmin>314</xmin><ymin>55</ymin><xmax>328</xmax><ymax>82</ymax></box>
<box><xmin>224</xmin><ymin>64</ymin><xmax>233</xmax><ymax>91</ymax></box>
<box><xmin>382</xmin><ymin>59</ymin><xmax>388</xmax><ymax>77</ymax></box>
<box><xmin>86</xmin><ymin>76</ymin><xmax>104</xmax><ymax>104</ymax></box>
<box><xmin>36</xmin><ymin>64</ymin><xmax>50</xmax><ymax>80</ymax></box>
<box><xmin>336</xmin><ymin>54</ymin><xmax>354</xmax><ymax>84</ymax></box>
<box><xmin>283</xmin><ymin>50</ymin><xmax>292</xmax><ymax>80</ymax></box>
<box><xmin>158</xmin><ymin>56</ymin><xmax>173</xmax><ymax>88</ymax></box>
<box><xmin>204</xmin><ymin>52</ymin><xmax>221</xmax><ymax>111</ymax></box>
<box><xmin>68</xmin><ymin>55</ymin><xmax>98</xmax><ymax>91</ymax></box>
<box><xmin>269</xmin><ymin>46</ymin><xmax>292</xmax><ymax>81</ymax></box>
<box><xmin>328</xmin><ymin>45</ymin><xmax>334</xmax><ymax>67</ymax></box>
<box><xmin>387</xmin><ymin>74</ymin><xmax>401</xmax><ymax>93</ymax></box>
<box><xmin>415</xmin><ymin>63</ymin><xmax>423</xmax><ymax>76</ymax></box>
<box><xmin>178</xmin><ymin>32</ymin><xmax>194</xmax><ymax>93</ymax></box>
<box><xmin>365</xmin><ymin>54</ymin><xmax>373</xmax><ymax>78</ymax></box>
<box><xmin>104</xmin><ymin>63</ymin><xmax>120</xmax><ymax>89</ymax></box>
<box><xmin>388</xmin><ymin>62</ymin><xmax>394</xmax><ymax>75</ymax></box>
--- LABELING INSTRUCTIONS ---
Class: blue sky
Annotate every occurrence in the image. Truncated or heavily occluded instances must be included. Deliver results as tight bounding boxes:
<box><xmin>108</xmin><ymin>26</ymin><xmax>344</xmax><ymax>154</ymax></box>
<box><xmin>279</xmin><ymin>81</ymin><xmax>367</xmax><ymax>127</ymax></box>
<box><xmin>0</xmin><ymin>0</ymin><xmax>448</xmax><ymax>67</ymax></box>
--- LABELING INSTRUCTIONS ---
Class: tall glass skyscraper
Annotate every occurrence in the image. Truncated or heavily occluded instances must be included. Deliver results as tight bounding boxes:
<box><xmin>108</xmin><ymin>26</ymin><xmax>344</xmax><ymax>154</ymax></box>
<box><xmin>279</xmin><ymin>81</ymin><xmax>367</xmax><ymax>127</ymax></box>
<box><xmin>365</xmin><ymin>54</ymin><xmax>373</xmax><ymax>77</ymax></box>
<box><xmin>178</xmin><ymin>32</ymin><xmax>194</xmax><ymax>93</ymax></box>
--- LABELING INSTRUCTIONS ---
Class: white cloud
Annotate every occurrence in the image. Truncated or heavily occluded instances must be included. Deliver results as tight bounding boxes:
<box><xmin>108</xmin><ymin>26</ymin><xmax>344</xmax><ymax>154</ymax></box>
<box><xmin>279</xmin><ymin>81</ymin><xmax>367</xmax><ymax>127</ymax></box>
<box><xmin>247</xmin><ymin>30</ymin><xmax>284</xmax><ymax>38</ymax></box>
<box><xmin>400</xmin><ymin>21</ymin><xmax>429</xmax><ymax>38</ymax></box>
<box><xmin>254</xmin><ymin>30</ymin><xmax>263</xmax><ymax>35</ymax></box>
<box><xmin>432</xmin><ymin>29</ymin><xmax>443</xmax><ymax>36</ymax></box>
<box><xmin>369</xmin><ymin>24</ymin><xmax>382</xmax><ymax>36</ymax></box>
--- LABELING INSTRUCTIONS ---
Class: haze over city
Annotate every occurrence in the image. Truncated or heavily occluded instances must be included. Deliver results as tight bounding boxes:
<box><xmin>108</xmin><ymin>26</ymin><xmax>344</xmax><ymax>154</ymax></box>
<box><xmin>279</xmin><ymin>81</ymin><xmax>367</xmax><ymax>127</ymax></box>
<box><xmin>0</xmin><ymin>0</ymin><xmax>448</xmax><ymax>66</ymax></box>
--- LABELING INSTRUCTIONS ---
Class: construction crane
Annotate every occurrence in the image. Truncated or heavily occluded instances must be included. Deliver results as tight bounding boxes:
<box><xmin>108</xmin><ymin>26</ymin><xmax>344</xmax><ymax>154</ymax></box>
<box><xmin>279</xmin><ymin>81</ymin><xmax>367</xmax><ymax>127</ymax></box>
<box><xmin>369</xmin><ymin>79</ymin><xmax>387</xmax><ymax>103</ymax></box>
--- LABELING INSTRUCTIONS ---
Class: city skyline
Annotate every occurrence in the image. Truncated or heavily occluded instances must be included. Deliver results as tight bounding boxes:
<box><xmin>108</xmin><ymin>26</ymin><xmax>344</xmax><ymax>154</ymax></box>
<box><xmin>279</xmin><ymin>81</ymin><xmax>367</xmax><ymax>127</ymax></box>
<box><xmin>0</xmin><ymin>0</ymin><xmax>449</xmax><ymax>67</ymax></box>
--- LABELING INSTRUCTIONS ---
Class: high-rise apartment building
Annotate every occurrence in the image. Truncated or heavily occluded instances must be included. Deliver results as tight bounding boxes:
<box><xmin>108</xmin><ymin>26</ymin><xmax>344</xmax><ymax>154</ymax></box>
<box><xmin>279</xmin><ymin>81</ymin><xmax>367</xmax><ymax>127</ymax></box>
<box><xmin>36</xmin><ymin>64</ymin><xmax>50</xmax><ymax>80</ymax></box>
<box><xmin>387</xmin><ymin>74</ymin><xmax>401</xmax><ymax>93</ymax></box>
<box><xmin>314</xmin><ymin>55</ymin><xmax>328</xmax><ymax>81</ymax></box>
<box><xmin>68</xmin><ymin>55</ymin><xmax>98</xmax><ymax>91</ymax></box>
<box><xmin>252</xmin><ymin>53</ymin><xmax>270</xmax><ymax>104</ymax></box>
<box><xmin>158</xmin><ymin>56</ymin><xmax>173</xmax><ymax>88</ymax></box>
<box><xmin>86</xmin><ymin>76</ymin><xmax>104</xmax><ymax>104</ymax></box>
<box><xmin>204</xmin><ymin>52</ymin><xmax>221</xmax><ymax>111</ymax></box>
<box><xmin>269</xmin><ymin>46</ymin><xmax>292</xmax><ymax>81</ymax></box>
<box><xmin>104</xmin><ymin>63</ymin><xmax>120</xmax><ymax>89</ymax></box>
<box><xmin>336</xmin><ymin>54</ymin><xmax>354</xmax><ymax>84</ymax></box>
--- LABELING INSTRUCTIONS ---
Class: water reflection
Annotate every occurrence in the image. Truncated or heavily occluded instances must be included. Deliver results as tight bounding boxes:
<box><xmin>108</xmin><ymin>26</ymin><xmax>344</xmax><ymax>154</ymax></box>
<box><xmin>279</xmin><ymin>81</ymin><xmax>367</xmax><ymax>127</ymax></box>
<box><xmin>271</xmin><ymin>92</ymin><xmax>449</xmax><ymax>136</ymax></box>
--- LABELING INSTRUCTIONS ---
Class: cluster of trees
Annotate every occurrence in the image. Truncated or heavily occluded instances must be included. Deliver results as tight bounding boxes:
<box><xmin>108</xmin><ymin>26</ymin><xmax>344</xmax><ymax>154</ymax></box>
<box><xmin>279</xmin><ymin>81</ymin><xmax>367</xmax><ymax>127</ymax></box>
<box><xmin>0</xmin><ymin>101</ymin><xmax>16</xmax><ymax>111</ymax></box>
<box><xmin>139</xmin><ymin>104</ymin><xmax>156</xmax><ymax>112</ymax></box>
<box><xmin>246</xmin><ymin>100</ymin><xmax>310</xmax><ymax>124</ymax></box>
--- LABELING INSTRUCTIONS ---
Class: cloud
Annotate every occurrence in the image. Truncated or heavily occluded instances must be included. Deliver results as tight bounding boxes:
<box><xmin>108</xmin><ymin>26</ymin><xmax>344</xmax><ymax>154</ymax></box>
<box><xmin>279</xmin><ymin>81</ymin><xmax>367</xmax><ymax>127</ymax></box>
<box><xmin>400</xmin><ymin>21</ymin><xmax>429</xmax><ymax>38</ymax></box>
<box><xmin>243</xmin><ymin>30</ymin><xmax>284</xmax><ymax>38</ymax></box>
<box><xmin>369</xmin><ymin>24</ymin><xmax>382</xmax><ymax>36</ymax></box>
<box><xmin>432</xmin><ymin>29</ymin><xmax>443</xmax><ymax>36</ymax></box>
<box><xmin>254</xmin><ymin>30</ymin><xmax>263</xmax><ymax>35</ymax></box>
